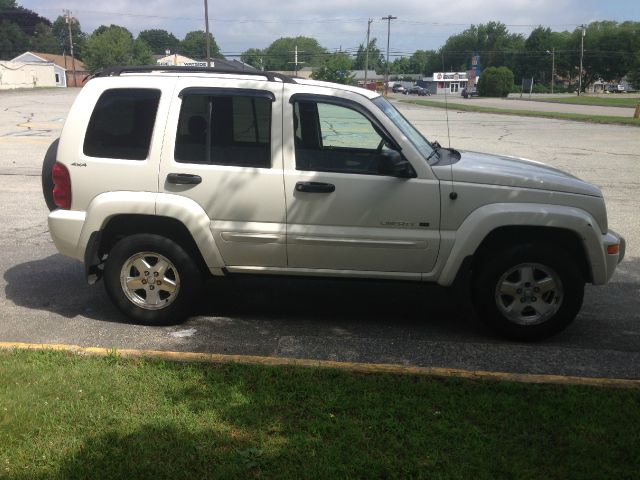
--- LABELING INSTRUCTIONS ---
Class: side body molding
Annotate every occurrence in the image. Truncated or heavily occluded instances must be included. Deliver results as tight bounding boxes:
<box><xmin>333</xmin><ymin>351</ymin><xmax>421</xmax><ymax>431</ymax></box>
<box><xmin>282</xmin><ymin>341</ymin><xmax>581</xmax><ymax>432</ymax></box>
<box><xmin>437</xmin><ymin>203</ymin><xmax>608</xmax><ymax>286</ymax></box>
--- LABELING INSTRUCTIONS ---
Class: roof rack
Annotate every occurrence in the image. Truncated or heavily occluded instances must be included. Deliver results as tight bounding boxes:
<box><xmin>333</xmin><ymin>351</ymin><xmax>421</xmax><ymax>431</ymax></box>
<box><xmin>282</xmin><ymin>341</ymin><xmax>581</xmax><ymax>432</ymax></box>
<box><xmin>92</xmin><ymin>65</ymin><xmax>297</xmax><ymax>84</ymax></box>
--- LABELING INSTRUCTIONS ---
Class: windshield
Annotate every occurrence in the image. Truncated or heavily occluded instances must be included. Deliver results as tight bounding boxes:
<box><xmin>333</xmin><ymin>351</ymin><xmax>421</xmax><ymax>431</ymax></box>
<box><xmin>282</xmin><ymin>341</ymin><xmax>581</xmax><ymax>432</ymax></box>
<box><xmin>372</xmin><ymin>96</ymin><xmax>437</xmax><ymax>163</ymax></box>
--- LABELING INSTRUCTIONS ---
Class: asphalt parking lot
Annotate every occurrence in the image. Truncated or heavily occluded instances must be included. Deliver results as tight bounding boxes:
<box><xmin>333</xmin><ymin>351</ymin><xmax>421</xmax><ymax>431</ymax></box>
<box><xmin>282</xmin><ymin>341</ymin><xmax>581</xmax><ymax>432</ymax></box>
<box><xmin>0</xmin><ymin>87</ymin><xmax>638</xmax><ymax>379</ymax></box>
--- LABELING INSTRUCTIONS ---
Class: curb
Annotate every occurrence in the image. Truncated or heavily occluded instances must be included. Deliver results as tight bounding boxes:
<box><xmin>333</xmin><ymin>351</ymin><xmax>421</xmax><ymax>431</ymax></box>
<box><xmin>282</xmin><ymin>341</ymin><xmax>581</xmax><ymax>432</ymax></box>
<box><xmin>1</xmin><ymin>341</ymin><xmax>638</xmax><ymax>389</ymax></box>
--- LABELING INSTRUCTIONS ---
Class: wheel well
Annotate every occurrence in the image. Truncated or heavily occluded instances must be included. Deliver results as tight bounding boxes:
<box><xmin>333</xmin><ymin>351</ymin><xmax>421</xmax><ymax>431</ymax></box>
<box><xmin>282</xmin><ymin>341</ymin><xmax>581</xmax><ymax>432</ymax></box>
<box><xmin>98</xmin><ymin>215</ymin><xmax>211</xmax><ymax>276</ymax></box>
<box><xmin>470</xmin><ymin>226</ymin><xmax>592</xmax><ymax>283</ymax></box>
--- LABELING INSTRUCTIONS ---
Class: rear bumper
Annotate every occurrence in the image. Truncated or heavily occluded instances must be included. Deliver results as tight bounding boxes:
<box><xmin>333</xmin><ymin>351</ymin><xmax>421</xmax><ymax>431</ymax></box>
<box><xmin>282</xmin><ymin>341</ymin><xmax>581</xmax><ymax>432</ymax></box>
<box><xmin>48</xmin><ymin>209</ymin><xmax>86</xmax><ymax>261</ymax></box>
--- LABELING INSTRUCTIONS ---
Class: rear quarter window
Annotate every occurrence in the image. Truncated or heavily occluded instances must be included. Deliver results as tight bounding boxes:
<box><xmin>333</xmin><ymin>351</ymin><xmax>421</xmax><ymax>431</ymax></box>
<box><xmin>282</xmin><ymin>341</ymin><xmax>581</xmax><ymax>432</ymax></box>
<box><xmin>83</xmin><ymin>88</ymin><xmax>161</xmax><ymax>160</ymax></box>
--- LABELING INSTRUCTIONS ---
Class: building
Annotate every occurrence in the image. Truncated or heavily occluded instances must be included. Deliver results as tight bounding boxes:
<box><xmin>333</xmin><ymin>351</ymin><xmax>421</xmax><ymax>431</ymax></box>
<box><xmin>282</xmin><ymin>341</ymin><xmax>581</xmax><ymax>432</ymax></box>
<box><xmin>419</xmin><ymin>72</ymin><xmax>469</xmax><ymax>95</ymax></box>
<box><xmin>274</xmin><ymin>67</ymin><xmax>314</xmax><ymax>79</ymax></box>
<box><xmin>350</xmin><ymin>70</ymin><xmax>384</xmax><ymax>89</ymax></box>
<box><xmin>0</xmin><ymin>61</ymin><xmax>56</xmax><ymax>90</ymax></box>
<box><xmin>11</xmin><ymin>51</ymin><xmax>87</xmax><ymax>87</ymax></box>
<box><xmin>156</xmin><ymin>54</ymin><xmax>256</xmax><ymax>72</ymax></box>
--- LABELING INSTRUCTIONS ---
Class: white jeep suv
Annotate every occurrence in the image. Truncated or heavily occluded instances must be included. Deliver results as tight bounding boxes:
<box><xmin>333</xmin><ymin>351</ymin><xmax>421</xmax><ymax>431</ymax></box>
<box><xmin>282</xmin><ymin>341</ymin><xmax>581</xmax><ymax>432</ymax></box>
<box><xmin>43</xmin><ymin>66</ymin><xmax>625</xmax><ymax>340</ymax></box>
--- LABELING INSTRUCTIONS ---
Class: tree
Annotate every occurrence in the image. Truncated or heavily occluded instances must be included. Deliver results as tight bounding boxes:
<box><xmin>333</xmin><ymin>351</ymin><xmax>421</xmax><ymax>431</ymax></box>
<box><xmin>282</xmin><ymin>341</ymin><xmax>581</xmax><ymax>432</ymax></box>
<box><xmin>83</xmin><ymin>25</ymin><xmax>153</xmax><ymax>72</ymax></box>
<box><xmin>477</xmin><ymin>66</ymin><xmax>514</xmax><ymax>97</ymax></box>
<box><xmin>180</xmin><ymin>30</ymin><xmax>222</xmax><ymax>60</ymax></box>
<box><xmin>138</xmin><ymin>29</ymin><xmax>179</xmax><ymax>55</ymax></box>
<box><xmin>0</xmin><ymin>0</ymin><xmax>17</xmax><ymax>8</ymax></box>
<box><xmin>240</xmin><ymin>48</ymin><xmax>265</xmax><ymax>70</ymax></box>
<box><xmin>0</xmin><ymin>4</ymin><xmax>50</xmax><ymax>36</ymax></box>
<box><xmin>0</xmin><ymin>19</ymin><xmax>29</xmax><ymax>58</ymax></box>
<box><xmin>441</xmin><ymin>22</ymin><xmax>524</xmax><ymax>74</ymax></box>
<box><xmin>31</xmin><ymin>22</ymin><xmax>59</xmax><ymax>54</ymax></box>
<box><xmin>629</xmin><ymin>50</ymin><xmax>640</xmax><ymax>90</ymax></box>
<box><xmin>311</xmin><ymin>52</ymin><xmax>355</xmax><ymax>84</ymax></box>
<box><xmin>409</xmin><ymin>50</ymin><xmax>439</xmax><ymax>75</ymax></box>
<box><xmin>262</xmin><ymin>36</ymin><xmax>327</xmax><ymax>70</ymax></box>
<box><xmin>52</xmin><ymin>15</ymin><xmax>86</xmax><ymax>59</ymax></box>
<box><xmin>352</xmin><ymin>38</ymin><xmax>384</xmax><ymax>72</ymax></box>
<box><xmin>389</xmin><ymin>57</ymin><xmax>410</xmax><ymax>74</ymax></box>
<box><xmin>520</xmin><ymin>26</ymin><xmax>554</xmax><ymax>84</ymax></box>
<box><xmin>569</xmin><ymin>21</ymin><xmax>640</xmax><ymax>90</ymax></box>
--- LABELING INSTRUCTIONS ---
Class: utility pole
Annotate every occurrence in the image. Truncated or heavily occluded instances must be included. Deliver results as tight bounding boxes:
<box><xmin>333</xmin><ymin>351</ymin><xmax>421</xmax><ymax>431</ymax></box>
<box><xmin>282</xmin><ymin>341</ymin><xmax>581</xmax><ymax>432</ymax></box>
<box><xmin>547</xmin><ymin>47</ymin><xmax>555</xmax><ymax>94</ymax></box>
<box><xmin>578</xmin><ymin>24</ymin><xmax>585</xmax><ymax>96</ymax></box>
<box><xmin>381</xmin><ymin>15</ymin><xmax>397</xmax><ymax>96</ymax></box>
<box><xmin>289</xmin><ymin>45</ymin><xmax>303</xmax><ymax>76</ymax></box>
<box><xmin>364</xmin><ymin>18</ymin><xmax>373</xmax><ymax>87</ymax></box>
<box><xmin>63</xmin><ymin>10</ymin><xmax>77</xmax><ymax>87</ymax></box>
<box><xmin>204</xmin><ymin>0</ymin><xmax>211</xmax><ymax>67</ymax></box>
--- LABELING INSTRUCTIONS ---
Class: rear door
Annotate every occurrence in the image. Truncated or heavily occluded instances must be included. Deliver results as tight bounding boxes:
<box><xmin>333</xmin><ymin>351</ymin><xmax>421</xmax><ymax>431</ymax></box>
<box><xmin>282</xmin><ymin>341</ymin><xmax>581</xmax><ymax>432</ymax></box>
<box><xmin>159</xmin><ymin>78</ymin><xmax>287</xmax><ymax>267</ymax></box>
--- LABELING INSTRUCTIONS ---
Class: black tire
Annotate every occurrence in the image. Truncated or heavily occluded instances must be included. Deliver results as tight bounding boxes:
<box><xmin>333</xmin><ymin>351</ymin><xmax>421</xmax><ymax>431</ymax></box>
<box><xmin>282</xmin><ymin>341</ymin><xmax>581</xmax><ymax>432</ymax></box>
<box><xmin>104</xmin><ymin>234</ymin><xmax>202</xmax><ymax>325</ymax></box>
<box><xmin>472</xmin><ymin>244</ymin><xmax>584</xmax><ymax>341</ymax></box>
<box><xmin>42</xmin><ymin>138</ymin><xmax>60</xmax><ymax>211</ymax></box>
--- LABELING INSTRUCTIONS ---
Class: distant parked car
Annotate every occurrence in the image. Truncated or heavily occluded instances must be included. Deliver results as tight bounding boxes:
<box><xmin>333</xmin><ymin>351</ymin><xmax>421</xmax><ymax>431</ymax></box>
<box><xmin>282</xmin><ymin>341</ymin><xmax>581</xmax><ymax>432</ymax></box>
<box><xmin>406</xmin><ymin>85</ymin><xmax>430</xmax><ymax>96</ymax></box>
<box><xmin>392</xmin><ymin>84</ymin><xmax>406</xmax><ymax>93</ymax></box>
<box><xmin>607</xmin><ymin>84</ymin><xmax>625</xmax><ymax>93</ymax></box>
<box><xmin>461</xmin><ymin>87</ymin><xmax>478</xmax><ymax>98</ymax></box>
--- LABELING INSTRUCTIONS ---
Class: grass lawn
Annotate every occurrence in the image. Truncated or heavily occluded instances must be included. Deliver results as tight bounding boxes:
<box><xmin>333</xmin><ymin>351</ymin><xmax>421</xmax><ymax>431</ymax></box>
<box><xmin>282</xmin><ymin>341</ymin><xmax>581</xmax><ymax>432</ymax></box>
<box><xmin>525</xmin><ymin>96</ymin><xmax>640</xmax><ymax>108</ymax></box>
<box><xmin>1</xmin><ymin>349</ymin><xmax>638</xmax><ymax>479</ymax></box>
<box><xmin>401</xmin><ymin>99</ymin><xmax>640</xmax><ymax>127</ymax></box>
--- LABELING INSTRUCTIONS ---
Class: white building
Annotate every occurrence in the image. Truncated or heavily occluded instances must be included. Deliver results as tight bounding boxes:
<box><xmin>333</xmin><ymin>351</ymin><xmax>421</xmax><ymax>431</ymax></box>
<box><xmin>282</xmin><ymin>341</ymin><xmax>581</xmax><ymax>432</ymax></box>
<box><xmin>423</xmin><ymin>72</ymin><xmax>469</xmax><ymax>94</ymax></box>
<box><xmin>156</xmin><ymin>54</ymin><xmax>208</xmax><ymax>67</ymax></box>
<box><xmin>0</xmin><ymin>61</ymin><xmax>56</xmax><ymax>90</ymax></box>
<box><xmin>11</xmin><ymin>52</ymin><xmax>87</xmax><ymax>87</ymax></box>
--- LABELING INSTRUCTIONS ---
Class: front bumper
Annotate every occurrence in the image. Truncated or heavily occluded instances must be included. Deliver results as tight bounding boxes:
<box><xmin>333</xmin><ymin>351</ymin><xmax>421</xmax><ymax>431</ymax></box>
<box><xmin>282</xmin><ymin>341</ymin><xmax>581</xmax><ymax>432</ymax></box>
<box><xmin>600</xmin><ymin>229</ymin><xmax>625</xmax><ymax>284</ymax></box>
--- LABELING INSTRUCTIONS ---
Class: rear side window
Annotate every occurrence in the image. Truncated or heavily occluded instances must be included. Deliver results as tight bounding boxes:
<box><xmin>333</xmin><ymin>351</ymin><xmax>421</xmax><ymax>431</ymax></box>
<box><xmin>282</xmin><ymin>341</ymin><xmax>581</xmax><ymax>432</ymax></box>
<box><xmin>175</xmin><ymin>92</ymin><xmax>272</xmax><ymax>168</ymax></box>
<box><xmin>84</xmin><ymin>89</ymin><xmax>161</xmax><ymax>160</ymax></box>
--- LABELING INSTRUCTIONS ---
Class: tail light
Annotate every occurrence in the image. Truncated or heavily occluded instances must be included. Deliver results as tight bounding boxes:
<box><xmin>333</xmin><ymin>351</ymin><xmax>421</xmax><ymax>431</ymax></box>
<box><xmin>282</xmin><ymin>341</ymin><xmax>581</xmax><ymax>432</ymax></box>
<box><xmin>52</xmin><ymin>162</ymin><xmax>71</xmax><ymax>209</ymax></box>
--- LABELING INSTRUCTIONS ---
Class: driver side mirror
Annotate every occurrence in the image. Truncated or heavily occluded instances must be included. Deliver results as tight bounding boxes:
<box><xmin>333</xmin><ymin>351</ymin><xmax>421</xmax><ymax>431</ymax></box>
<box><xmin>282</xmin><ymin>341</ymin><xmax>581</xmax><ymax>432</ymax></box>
<box><xmin>377</xmin><ymin>150</ymin><xmax>416</xmax><ymax>178</ymax></box>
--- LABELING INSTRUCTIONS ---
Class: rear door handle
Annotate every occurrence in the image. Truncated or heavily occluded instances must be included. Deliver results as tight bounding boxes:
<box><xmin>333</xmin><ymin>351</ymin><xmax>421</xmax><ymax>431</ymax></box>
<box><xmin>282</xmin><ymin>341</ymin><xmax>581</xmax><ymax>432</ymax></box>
<box><xmin>167</xmin><ymin>173</ymin><xmax>202</xmax><ymax>185</ymax></box>
<box><xmin>295</xmin><ymin>181</ymin><xmax>335</xmax><ymax>193</ymax></box>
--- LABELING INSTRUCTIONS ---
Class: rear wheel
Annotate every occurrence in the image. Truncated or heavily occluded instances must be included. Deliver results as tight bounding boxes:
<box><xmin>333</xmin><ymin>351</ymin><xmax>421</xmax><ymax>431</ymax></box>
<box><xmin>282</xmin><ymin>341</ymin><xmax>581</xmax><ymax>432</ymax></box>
<box><xmin>472</xmin><ymin>244</ymin><xmax>584</xmax><ymax>341</ymax></box>
<box><xmin>104</xmin><ymin>234</ymin><xmax>202</xmax><ymax>325</ymax></box>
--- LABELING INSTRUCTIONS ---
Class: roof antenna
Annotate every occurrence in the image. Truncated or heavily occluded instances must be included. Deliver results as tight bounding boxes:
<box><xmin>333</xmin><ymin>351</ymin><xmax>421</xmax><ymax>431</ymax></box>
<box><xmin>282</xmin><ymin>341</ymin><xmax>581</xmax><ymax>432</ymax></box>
<box><xmin>441</xmin><ymin>52</ymin><xmax>457</xmax><ymax>200</ymax></box>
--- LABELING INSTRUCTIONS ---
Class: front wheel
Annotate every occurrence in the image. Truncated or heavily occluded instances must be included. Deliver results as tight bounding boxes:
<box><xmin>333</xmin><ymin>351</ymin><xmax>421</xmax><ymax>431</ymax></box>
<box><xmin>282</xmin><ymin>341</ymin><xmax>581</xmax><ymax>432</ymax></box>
<box><xmin>472</xmin><ymin>244</ymin><xmax>584</xmax><ymax>341</ymax></box>
<box><xmin>104</xmin><ymin>234</ymin><xmax>202</xmax><ymax>325</ymax></box>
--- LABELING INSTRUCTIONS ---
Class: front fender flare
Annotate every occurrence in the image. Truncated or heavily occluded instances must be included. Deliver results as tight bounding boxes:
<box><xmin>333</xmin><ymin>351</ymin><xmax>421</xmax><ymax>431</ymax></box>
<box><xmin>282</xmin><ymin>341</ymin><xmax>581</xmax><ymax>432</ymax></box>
<box><xmin>437</xmin><ymin>203</ymin><xmax>606</xmax><ymax>286</ymax></box>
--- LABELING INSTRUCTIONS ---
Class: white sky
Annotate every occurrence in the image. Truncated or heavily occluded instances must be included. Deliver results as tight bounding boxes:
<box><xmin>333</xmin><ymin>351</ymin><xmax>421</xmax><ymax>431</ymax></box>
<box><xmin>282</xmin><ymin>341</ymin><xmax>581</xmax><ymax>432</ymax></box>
<box><xmin>19</xmin><ymin>0</ymin><xmax>640</xmax><ymax>58</ymax></box>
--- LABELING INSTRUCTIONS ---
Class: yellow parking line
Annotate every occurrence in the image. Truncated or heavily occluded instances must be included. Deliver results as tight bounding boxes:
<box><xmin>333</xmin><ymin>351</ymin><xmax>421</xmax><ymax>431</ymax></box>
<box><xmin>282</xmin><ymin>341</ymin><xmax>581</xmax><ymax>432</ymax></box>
<box><xmin>0</xmin><ymin>136</ymin><xmax>53</xmax><ymax>144</ymax></box>
<box><xmin>16</xmin><ymin>122</ymin><xmax>63</xmax><ymax>129</ymax></box>
<box><xmin>1</xmin><ymin>341</ymin><xmax>638</xmax><ymax>389</ymax></box>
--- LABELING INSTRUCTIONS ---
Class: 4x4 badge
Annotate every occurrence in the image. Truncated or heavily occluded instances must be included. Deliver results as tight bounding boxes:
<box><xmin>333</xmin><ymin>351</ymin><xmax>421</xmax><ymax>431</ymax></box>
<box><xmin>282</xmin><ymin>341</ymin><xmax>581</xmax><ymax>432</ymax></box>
<box><xmin>71</xmin><ymin>162</ymin><xmax>87</xmax><ymax>167</ymax></box>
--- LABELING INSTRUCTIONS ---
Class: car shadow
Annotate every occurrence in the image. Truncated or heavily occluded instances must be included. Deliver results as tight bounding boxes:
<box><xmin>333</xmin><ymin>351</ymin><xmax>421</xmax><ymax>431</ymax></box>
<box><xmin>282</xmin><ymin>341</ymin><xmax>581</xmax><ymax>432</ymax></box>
<box><xmin>3</xmin><ymin>254</ymin><xmax>121</xmax><ymax>321</ymax></box>
<box><xmin>3</xmin><ymin>254</ymin><xmax>480</xmax><ymax>336</ymax></box>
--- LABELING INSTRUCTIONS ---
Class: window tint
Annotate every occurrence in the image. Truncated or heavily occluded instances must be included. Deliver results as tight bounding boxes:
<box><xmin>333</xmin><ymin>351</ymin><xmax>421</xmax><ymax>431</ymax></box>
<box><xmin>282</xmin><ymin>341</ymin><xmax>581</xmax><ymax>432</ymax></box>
<box><xmin>84</xmin><ymin>89</ymin><xmax>160</xmax><ymax>160</ymax></box>
<box><xmin>317</xmin><ymin>103</ymin><xmax>382</xmax><ymax>150</ymax></box>
<box><xmin>293</xmin><ymin>100</ymin><xmax>393</xmax><ymax>175</ymax></box>
<box><xmin>175</xmin><ymin>93</ymin><xmax>271</xmax><ymax>168</ymax></box>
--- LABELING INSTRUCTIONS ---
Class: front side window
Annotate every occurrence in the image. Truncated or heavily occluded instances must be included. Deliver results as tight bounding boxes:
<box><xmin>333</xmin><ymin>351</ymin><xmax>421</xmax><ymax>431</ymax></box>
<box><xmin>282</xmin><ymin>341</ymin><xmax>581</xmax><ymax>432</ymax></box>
<box><xmin>84</xmin><ymin>89</ymin><xmax>161</xmax><ymax>160</ymax></box>
<box><xmin>372</xmin><ymin>96</ymin><xmax>436</xmax><ymax>163</ymax></box>
<box><xmin>175</xmin><ymin>92</ymin><xmax>271</xmax><ymax>168</ymax></box>
<box><xmin>293</xmin><ymin>100</ymin><xmax>395</xmax><ymax>175</ymax></box>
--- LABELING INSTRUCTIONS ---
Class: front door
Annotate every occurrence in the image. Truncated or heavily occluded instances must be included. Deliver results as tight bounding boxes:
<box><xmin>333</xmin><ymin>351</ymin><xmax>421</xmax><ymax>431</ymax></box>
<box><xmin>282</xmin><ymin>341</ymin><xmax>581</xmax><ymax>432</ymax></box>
<box><xmin>283</xmin><ymin>92</ymin><xmax>441</xmax><ymax>276</ymax></box>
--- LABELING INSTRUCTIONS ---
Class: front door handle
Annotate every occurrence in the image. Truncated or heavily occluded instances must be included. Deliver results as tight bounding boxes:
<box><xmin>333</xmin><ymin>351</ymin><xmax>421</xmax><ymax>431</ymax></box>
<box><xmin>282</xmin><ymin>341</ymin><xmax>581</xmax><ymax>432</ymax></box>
<box><xmin>167</xmin><ymin>173</ymin><xmax>202</xmax><ymax>185</ymax></box>
<box><xmin>295</xmin><ymin>181</ymin><xmax>335</xmax><ymax>193</ymax></box>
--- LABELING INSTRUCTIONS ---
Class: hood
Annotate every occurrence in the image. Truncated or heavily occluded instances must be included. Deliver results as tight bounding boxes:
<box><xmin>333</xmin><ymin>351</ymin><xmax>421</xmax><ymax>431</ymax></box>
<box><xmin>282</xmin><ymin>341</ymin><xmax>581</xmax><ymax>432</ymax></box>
<box><xmin>432</xmin><ymin>150</ymin><xmax>602</xmax><ymax>197</ymax></box>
